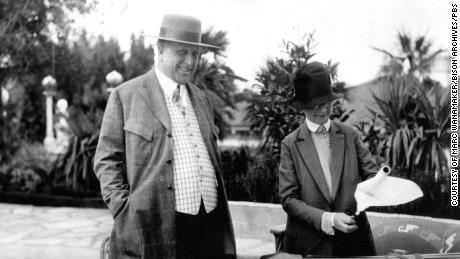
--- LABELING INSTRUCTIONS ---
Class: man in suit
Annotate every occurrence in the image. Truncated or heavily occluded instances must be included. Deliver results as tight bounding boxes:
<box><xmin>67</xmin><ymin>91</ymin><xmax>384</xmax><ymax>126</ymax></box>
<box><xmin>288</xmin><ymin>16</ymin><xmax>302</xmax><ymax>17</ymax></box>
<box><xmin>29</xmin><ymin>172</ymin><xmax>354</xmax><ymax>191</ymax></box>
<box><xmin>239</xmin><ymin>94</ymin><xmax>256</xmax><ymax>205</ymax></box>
<box><xmin>279</xmin><ymin>61</ymin><xmax>378</xmax><ymax>257</ymax></box>
<box><xmin>94</xmin><ymin>14</ymin><xmax>236</xmax><ymax>259</ymax></box>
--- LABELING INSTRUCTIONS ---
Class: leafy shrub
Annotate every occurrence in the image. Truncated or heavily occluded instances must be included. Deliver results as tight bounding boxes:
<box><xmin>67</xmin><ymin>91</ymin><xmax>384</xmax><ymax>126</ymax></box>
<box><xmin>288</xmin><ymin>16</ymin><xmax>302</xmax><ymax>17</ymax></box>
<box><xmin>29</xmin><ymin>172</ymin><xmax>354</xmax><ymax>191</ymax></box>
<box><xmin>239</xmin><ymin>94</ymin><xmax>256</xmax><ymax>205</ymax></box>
<box><xmin>357</xmin><ymin>75</ymin><xmax>455</xmax><ymax>219</ymax></box>
<box><xmin>221</xmin><ymin>147</ymin><xmax>279</xmax><ymax>203</ymax></box>
<box><xmin>0</xmin><ymin>106</ymin><xmax>102</xmax><ymax>197</ymax></box>
<box><xmin>247</xmin><ymin>34</ymin><xmax>351</xmax><ymax>155</ymax></box>
<box><xmin>0</xmin><ymin>141</ymin><xmax>59</xmax><ymax>193</ymax></box>
<box><xmin>7</xmin><ymin>168</ymin><xmax>42</xmax><ymax>193</ymax></box>
<box><xmin>52</xmin><ymin>106</ymin><xmax>102</xmax><ymax>195</ymax></box>
<box><xmin>0</xmin><ymin>91</ymin><xmax>22</xmax><ymax>164</ymax></box>
<box><xmin>358</xmin><ymin>76</ymin><xmax>449</xmax><ymax>177</ymax></box>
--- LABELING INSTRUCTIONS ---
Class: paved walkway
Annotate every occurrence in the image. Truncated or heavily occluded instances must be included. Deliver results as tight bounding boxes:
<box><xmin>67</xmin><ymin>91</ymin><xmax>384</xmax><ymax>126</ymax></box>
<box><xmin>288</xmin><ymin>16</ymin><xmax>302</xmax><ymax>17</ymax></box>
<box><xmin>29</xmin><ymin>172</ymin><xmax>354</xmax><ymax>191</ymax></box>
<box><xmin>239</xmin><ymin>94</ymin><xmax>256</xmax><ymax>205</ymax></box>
<box><xmin>0</xmin><ymin>203</ymin><xmax>274</xmax><ymax>259</ymax></box>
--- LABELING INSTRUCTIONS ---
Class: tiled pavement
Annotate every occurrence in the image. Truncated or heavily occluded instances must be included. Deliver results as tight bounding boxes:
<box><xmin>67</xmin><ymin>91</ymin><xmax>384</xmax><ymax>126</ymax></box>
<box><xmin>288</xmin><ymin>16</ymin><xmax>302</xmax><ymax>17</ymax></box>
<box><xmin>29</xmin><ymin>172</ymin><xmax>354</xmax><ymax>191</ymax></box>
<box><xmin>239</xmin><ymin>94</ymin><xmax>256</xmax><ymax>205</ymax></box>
<box><xmin>0</xmin><ymin>203</ymin><xmax>274</xmax><ymax>259</ymax></box>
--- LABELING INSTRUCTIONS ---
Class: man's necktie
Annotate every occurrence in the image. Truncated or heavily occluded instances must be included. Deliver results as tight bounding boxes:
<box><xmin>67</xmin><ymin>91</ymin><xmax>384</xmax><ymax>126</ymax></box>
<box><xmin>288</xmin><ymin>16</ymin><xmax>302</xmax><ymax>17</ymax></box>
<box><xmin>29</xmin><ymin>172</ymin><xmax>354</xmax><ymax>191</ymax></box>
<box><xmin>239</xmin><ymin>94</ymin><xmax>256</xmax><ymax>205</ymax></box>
<box><xmin>172</xmin><ymin>85</ymin><xmax>186</xmax><ymax>115</ymax></box>
<box><xmin>316</xmin><ymin>124</ymin><xmax>330</xmax><ymax>147</ymax></box>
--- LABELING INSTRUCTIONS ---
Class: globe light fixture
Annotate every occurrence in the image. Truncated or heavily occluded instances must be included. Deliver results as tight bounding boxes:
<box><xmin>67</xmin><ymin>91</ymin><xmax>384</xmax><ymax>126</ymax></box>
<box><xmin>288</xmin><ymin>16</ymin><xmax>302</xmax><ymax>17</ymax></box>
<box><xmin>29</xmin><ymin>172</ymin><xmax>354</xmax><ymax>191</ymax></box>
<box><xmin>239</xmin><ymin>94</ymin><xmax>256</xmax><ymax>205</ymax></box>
<box><xmin>105</xmin><ymin>70</ymin><xmax>123</xmax><ymax>92</ymax></box>
<box><xmin>42</xmin><ymin>75</ymin><xmax>57</xmax><ymax>93</ymax></box>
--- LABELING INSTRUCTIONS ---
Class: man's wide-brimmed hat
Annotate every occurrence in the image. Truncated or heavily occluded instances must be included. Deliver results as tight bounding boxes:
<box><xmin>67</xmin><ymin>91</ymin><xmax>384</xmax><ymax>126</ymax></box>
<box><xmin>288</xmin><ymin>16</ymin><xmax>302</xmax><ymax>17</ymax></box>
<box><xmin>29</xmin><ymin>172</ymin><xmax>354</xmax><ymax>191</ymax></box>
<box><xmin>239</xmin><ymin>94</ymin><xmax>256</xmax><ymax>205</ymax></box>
<box><xmin>157</xmin><ymin>14</ymin><xmax>219</xmax><ymax>50</ymax></box>
<box><xmin>290</xmin><ymin>61</ymin><xmax>343</xmax><ymax>109</ymax></box>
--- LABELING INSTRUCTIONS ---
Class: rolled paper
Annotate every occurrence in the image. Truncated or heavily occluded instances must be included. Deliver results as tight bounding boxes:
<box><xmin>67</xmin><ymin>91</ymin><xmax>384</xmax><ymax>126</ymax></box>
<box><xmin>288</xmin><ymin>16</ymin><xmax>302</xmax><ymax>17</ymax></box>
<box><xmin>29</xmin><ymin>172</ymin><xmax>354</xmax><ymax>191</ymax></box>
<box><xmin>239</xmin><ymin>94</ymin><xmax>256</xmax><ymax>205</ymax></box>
<box><xmin>354</xmin><ymin>166</ymin><xmax>423</xmax><ymax>214</ymax></box>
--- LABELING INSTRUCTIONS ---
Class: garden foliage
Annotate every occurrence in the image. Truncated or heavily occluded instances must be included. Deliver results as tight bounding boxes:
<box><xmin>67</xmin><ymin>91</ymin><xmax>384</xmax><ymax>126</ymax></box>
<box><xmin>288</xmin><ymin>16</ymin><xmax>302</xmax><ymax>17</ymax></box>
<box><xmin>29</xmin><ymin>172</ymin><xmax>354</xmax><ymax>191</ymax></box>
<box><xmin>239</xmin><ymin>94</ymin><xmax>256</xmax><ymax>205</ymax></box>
<box><xmin>354</xmin><ymin>33</ymin><xmax>455</xmax><ymax>218</ymax></box>
<box><xmin>355</xmin><ymin>75</ymin><xmax>453</xmax><ymax>218</ymax></box>
<box><xmin>221</xmin><ymin>147</ymin><xmax>279</xmax><ymax>203</ymax></box>
<box><xmin>0</xmin><ymin>8</ymin><xmax>243</xmax><ymax>198</ymax></box>
<box><xmin>247</xmin><ymin>33</ymin><xmax>351</xmax><ymax>155</ymax></box>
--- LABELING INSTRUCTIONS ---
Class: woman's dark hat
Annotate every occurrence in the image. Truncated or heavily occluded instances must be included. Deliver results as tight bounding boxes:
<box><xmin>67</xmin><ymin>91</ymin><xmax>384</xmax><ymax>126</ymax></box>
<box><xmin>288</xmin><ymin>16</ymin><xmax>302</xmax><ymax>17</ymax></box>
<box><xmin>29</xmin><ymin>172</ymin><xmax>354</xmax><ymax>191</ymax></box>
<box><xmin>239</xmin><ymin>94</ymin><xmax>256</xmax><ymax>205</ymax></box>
<box><xmin>157</xmin><ymin>14</ymin><xmax>219</xmax><ymax>50</ymax></box>
<box><xmin>290</xmin><ymin>61</ymin><xmax>343</xmax><ymax>109</ymax></box>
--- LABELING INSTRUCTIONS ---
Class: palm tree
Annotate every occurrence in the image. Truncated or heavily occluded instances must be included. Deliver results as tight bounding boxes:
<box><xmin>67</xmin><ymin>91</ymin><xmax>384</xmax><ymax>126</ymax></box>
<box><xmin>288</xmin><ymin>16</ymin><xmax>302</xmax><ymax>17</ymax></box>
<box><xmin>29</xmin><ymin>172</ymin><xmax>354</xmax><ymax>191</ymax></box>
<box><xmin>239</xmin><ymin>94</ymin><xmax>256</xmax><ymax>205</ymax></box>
<box><xmin>369</xmin><ymin>32</ymin><xmax>449</xmax><ymax>176</ymax></box>
<box><xmin>373</xmin><ymin>32</ymin><xmax>444</xmax><ymax>78</ymax></box>
<box><xmin>361</xmin><ymin>76</ymin><xmax>452</xmax><ymax>218</ymax></box>
<box><xmin>193</xmin><ymin>28</ymin><xmax>247</xmax><ymax>136</ymax></box>
<box><xmin>367</xmin><ymin>76</ymin><xmax>449</xmax><ymax>176</ymax></box>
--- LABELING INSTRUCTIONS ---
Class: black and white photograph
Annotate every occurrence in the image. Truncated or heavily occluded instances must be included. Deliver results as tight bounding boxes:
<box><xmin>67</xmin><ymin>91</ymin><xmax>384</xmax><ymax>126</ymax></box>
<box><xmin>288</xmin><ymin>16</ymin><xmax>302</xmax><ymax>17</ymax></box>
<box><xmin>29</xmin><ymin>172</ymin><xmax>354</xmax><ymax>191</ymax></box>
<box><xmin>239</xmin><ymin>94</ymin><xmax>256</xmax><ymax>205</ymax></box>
<box><xmin>0</xmin><ymin>0</ymin><xmax>458</xmax><ymax>258</ymax></box>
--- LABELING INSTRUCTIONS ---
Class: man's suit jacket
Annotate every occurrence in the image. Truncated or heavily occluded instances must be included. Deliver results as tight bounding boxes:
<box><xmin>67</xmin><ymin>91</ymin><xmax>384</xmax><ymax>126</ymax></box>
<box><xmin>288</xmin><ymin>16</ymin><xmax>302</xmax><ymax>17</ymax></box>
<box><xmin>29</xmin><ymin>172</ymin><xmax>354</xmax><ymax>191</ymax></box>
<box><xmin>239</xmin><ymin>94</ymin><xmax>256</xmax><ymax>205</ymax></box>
<box><xmin>94</xmin><ymin>69</ymin><xmax>236</xmax><ymax>259</ymax></box>
<box><xmin>279</xmin><ymin>121</ymin><xmax>378</xmax><ymax>256</ymax></box>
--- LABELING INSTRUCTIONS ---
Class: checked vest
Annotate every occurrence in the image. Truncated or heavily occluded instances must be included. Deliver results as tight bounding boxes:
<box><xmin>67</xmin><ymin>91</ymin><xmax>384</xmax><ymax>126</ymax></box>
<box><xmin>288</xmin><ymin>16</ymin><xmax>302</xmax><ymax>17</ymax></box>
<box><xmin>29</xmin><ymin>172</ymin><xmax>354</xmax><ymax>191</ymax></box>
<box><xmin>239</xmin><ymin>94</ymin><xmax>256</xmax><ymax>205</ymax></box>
<box><xmin>164</xmin><ymin>85</ymin><xmax>218</xmax><ymax>215</ymax></box>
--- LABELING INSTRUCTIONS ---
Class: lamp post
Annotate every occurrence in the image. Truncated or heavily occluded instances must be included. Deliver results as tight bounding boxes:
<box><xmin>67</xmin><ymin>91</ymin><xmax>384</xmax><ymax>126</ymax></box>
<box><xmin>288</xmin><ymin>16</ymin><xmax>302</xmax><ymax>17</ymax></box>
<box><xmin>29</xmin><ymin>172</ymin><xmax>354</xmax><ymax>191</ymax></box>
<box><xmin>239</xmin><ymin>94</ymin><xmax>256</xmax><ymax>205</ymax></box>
<box><xmin>105</xmin><ymin>70</ymin><xmax>123</xmax><ymax>92</ymax></box>
<box><xmin>42</xmin><ymin>75</ymin><xmax>57</xmax><ymax>151</ymax></box>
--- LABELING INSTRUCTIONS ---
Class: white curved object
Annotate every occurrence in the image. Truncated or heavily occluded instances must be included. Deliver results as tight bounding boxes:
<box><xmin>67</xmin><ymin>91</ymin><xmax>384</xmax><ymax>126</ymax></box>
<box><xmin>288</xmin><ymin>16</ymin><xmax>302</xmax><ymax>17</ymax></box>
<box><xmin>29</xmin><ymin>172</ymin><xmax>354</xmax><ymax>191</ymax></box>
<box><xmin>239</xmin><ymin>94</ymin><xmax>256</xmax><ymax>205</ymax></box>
<box><xmin>355</xmin><ymin>166</ymin><xmax>423</xmax><ymax>214</ymax></box>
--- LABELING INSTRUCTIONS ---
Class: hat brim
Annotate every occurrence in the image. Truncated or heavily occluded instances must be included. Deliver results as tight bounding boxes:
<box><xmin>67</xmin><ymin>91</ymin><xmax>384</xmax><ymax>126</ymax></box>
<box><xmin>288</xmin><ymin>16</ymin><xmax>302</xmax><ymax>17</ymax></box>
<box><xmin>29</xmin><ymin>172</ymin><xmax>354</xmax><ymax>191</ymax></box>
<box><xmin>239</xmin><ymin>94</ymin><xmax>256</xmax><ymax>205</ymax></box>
<box><xmin>157</xmin><ymin>36</ymin><xmax>220</xmax><ymax>50</ymax></box>
<box><xmin>290</xmin><ymin>92</ymin><xmax>343</xmax><ymax>109</ymax></box>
